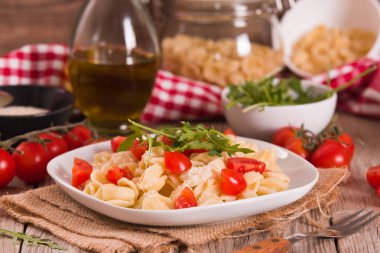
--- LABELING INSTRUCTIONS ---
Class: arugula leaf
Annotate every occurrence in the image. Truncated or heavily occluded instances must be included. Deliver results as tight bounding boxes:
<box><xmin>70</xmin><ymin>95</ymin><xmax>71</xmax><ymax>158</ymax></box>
<box><xmin>0</xmin><ymin>228</ymin><xmax>66</xmax><ymax>250</ymax></box>
<box><xmin>121</xmin><ymin>120</ymin><xmax>254</xmax><ymax>157</ymax></box>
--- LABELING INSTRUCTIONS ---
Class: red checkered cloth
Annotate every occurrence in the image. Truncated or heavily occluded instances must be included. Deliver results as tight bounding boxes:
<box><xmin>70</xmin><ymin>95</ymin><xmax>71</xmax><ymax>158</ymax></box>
<box><xmin>1</xmin><ymin>44</ymin><xmax>380</xmax><ymax>121</ymax></box>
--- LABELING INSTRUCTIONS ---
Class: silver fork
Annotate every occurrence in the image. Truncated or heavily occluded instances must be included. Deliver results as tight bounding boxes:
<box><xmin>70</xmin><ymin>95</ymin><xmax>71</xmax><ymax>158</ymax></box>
<box><xmin>233</xmin><ymin>209</ymin><xmax>380</xmax><ymax>253</ymax></box>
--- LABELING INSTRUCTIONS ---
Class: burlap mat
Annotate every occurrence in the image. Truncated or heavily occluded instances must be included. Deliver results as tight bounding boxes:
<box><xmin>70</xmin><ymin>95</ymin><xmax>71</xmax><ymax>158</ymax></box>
<box><xmin>0</xmin><ymin>169</ymin><xmax>346</xmax><ymax>253</ymax></box>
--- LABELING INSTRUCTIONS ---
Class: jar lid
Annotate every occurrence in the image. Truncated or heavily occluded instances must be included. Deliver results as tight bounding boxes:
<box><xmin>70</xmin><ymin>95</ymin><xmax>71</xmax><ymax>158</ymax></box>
<box><xmin>164</xmin><ymin>0</ymin><xmax>289</xmax><ymax>21</ymax></box>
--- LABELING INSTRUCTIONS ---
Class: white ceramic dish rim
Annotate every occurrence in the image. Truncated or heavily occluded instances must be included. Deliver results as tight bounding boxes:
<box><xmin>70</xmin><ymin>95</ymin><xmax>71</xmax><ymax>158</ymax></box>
<box><xmin>221</xmin><ymin>79</ymin><xmax>337</xmax><ymax>110</ymax></box>
<box><xmin>47</xmin><ymin>138</ymin><xmax>319</xmax><ymax>221</ymax></box>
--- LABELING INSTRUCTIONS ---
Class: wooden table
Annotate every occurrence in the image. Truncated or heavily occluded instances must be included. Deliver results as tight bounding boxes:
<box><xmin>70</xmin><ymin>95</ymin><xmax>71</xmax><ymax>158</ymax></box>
<box><xmin>0</xmin><ymin>112</ymin><xmax>379</xmax><ymax>253</ymax></box>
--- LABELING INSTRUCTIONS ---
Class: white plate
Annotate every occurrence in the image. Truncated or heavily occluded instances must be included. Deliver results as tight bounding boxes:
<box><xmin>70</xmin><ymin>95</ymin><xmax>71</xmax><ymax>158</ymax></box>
<box><xmin>47</xmin><ymin>137</ymin><xmax>319</xmax><ymax>226</ymax></box>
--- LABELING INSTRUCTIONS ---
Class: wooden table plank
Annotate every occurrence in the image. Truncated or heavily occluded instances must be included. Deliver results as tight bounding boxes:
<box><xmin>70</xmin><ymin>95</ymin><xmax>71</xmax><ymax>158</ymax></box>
<box><xmin>331</xmin><ymin>113</ymin><xmax>380</xmax><ymax>253</ymax></box>
<box><xmin>198</xmin><ymin>209</ymin><xmax>336</xmax><ymax>253</ymax></box>
<box><xmin>22</xmin><ymin>226</ymin><xmax>89</xmax><ymax>253</ymax></box>
<box><xmin>0</xmin><ymin>179</ymin><xmax>30</xmax><ymax>253</ymax></box>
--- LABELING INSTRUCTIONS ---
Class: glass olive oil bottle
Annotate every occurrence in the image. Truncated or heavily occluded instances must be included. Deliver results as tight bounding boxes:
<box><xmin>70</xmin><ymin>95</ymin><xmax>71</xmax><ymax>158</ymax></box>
<box><xmin>69</xmin><ymin>0</ymin><xmax>160</xmax><ymax>135</ymax></box>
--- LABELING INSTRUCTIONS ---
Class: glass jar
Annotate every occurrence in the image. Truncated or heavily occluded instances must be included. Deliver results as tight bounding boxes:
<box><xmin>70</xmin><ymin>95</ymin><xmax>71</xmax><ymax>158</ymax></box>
<box><xmin>68</xmin><ymin>0</ymin><xmax>160</xmax><ymax>135</ymax></box>
<box><xmin>161</xmin><ymin>0</ymin><xmax>286</xmax><ymax>87</ymax></box>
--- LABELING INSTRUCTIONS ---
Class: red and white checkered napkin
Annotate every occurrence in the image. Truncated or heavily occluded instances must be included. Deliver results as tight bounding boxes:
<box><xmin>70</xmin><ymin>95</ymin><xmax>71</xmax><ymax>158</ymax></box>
<box><xmin>141</xmin><ymin>70</ymin><xmax>222</xmax><ymax>122</ymax></box>
<box><xmin>1</xmin><ymin>44</ymin><xmax>380</xmax><ymax>121</ymax></box>
<box><xmin>0</xmin><ymin>44</ymin><xmax>68</xmax><ymax>87</ymax></box>
<box><xmin>310</xmin><ymin>58</ymin><xmax>380</xmax><ymax>118</ymax></box>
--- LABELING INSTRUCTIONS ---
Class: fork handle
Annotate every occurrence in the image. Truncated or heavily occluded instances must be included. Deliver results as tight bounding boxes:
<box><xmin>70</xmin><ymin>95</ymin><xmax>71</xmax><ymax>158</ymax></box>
<box><xmin>232</xmin><ymin>238</ymin><xmax>291</xmax><ymax>253</ymax></box>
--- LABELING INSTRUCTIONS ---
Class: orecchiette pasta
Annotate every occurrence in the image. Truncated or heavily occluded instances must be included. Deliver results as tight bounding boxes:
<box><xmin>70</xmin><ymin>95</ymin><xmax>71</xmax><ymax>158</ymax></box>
<box><xmin>80</xmin><ymin>137</ymin><xmax>290</xmax><ymax>210</ymax></box>
<box><xmin>291</xmin><ymin>25</ymin><xmax>375</xmax><ymax>74</ymax></box>
<box><xmin>162</xmin><ymin>35</ymin><xmax>283</xmax><ymax>87</ymax></box>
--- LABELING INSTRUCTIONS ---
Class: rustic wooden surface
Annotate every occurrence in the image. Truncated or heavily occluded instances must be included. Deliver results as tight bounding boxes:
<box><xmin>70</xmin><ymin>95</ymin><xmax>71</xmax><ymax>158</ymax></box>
<box><xmin>0</xmin><ymin>113</ymin><xmax>379</xmax><ymax>253</ymax></box>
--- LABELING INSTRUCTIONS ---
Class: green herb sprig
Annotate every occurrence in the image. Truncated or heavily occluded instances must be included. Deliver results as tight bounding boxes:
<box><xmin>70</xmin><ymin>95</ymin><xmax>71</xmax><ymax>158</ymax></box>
<box><xmin>226</xmin><ymin>65</ymin><xmax>377</xmax><ymax>112</ymax></box>
<box><xmin>118</xmin><ymin>120</ymin><xmax>253</xmax><ymax>157</ymax></box>
<box><xmin>0</xmin><ymin>228</ymin><xmax>67</xmax><ymax>250</ymax></box>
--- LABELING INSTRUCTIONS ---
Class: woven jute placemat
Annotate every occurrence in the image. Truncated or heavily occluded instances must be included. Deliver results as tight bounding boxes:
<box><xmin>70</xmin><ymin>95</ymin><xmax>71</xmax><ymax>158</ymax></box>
<box><xmin>0</xmin><ymin>169</ymin><xmax>346</xmax><ymax>253</ymax></box>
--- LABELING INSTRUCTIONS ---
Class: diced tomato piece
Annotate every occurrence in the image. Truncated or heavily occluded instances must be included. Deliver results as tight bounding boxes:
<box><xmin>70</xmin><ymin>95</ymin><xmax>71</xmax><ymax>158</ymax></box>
<box><xmin>367</xmin><ymin>165</ymin><xmax>380</xmax><ymax>190</ymax></box>
<box><xmin>106</xmin><ymin>166</ymin><xmax>133</xmax><ymax>184</ymax></box>
<box><xmin>72</xmin><ymin>158</ymin><xmax>93</xmax><ymax>188</ymax></box>
<box><xmin>111</xmin><ymin>136</ymin><xmax>126</xmax><ymax>152</ymax></box>
<box><xmin>227</xmin><ymin>157</ymin><xmax>266</xmax><ymax>174</ymax></box>
<box><xmin>161</xmin><ymin>136</ymin><xmax>174</xmax><ymax>146</ymax></box>
<box><xmin>164</xmin><ymin>151</ymin><xmax>192</xmax><ymax>175</ymax></box>
<box><xmin>223</xmin><ymin>128</ymin><xmax>236</xmax><ymax>136</ymax></box>
<box><xmin>221</xmin><ymin>169</ymin><xmax>247</xmax><ymax>196</ymax></box>
<box><xmin>175</xmin><ymin>187</ymin><xmax>198</xmax><ymax>209</ymax></box>
<box><xmin>183</xmin><ymin>149</ymin><xmax>208</xmax><ymax>156</ymax></box>
<box><xmin>130</xmin><ymin>140</ymin><xmax>148</xmax><ymax>160</ymax></box>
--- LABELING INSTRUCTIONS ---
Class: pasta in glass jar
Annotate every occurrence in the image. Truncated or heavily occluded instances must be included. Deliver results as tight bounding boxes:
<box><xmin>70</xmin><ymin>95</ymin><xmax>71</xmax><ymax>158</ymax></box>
<box><xmin>160</xmin><ymin>0</ymin><xmax>285</xmax><ymax>87</ymax></box>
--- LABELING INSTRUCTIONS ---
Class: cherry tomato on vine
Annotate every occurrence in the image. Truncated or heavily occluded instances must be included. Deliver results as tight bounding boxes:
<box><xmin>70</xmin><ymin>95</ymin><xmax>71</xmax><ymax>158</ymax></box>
<box><xmin>72</xmin><ymin>158</ymin><xmax>93</xmax><ymax>188</ymax></box>
<box><xmin>38</xmin><ymin>132</ymin><xmax>68</xmax><ymax>160</ymax></box>
<box><xmin>64</xmin><ymin>125</ymin><xmax>92</xmax><ymax>150</ymax></box>
<box><xmin>0</xmin><ymin>148</ymin><xmax>16</xmax><ymax>188</ymax></box>
<box><xmin>164</xmin><ymin>151</ymin><xmax>192</xmax><ymax>175</ymax></box>
<box><xmin>13</xmin><ymin>142</ymin><xmax>49</xmax><ymax>184</ymax></box>
<box><xmin>111</xmin><ymin>136</ymin><xmax>126</xmax><ymax>152</ymax></box>
<box><xmin>366</xmin><ymin>165</ymin><xmax>380</xmax><ymax>190</ymax></box>
<box><xmin>284</xmin><ymin>138</ymin><xmax>311</xmax><ymax>160</ymax></box>
<box><xmin>221</xmin><ymin>168</ymin><xmax>247</xmax><ymax>196</ymax></box>
<box><xmin>338</xmin><ymin>132</ymin><xmax>355</xmax><ymax>158</ymax></box>
<box><xmin>272</xmin><ymin>126</ymin><xmax>298</xmax><ymax>147</ymax></box>
<box><xmin>106</xmin><ymin>166</ymin><xmax>133</xmax><ymax>184</ymax></box>
<box><xmin>227</xmin><ymin>157</ymin><xmax>266</xmax><ymax>174</ymax></box>
<box><xmin>130</xmin><ymin>140</ymin><xmax>148</xmax><ymax>160</ymax></box>
<box><xmin>175</xmin><ymin>187</ymin><xmax>197</xmax><ymax>209</ymax></box>
<box><xmin>311</xmin><ymin>140</ymin><xmax>352</xmax><ymax>168</ymax></box>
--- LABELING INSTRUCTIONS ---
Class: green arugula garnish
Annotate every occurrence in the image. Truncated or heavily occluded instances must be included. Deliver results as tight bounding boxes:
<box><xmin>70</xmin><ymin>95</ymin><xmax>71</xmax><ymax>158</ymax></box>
<box><xmin>118</xmin><ymin>120</ymin><xmax>253</xmax><ymax>157</ymax></box>
<box><xmin>226</xmin><ymin>65</ymin><xmax>377</xmax><ymax>112</ymax></box>
<box><xmin>0</xmin><ymin>228</ymin><xmax>67</xmax><ymax>250</ymax></box>
<box><xmin>226</xmin><ymin>76</ymin><xmax>331</xmax><ymax>111</ymax></box>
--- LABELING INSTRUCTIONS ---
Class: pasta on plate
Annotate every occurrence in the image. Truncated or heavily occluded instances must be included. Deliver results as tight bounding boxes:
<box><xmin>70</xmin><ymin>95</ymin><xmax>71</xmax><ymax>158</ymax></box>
<box><xmin>76</xmin><ymin>135</ymin><xmax>290</xmax><ymax>210</ymax></box>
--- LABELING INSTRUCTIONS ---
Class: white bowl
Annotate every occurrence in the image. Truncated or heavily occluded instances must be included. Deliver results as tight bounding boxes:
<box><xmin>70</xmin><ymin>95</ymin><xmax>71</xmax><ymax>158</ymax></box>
<box><xmin>280</xmin><ymin>0</ymin><xmax>380</xmax><ymax>78</ymax></box>
<box><xmin>221</xmin><ymin>80</ymin><xmax>337</xmax><ymax>141</ymax></box>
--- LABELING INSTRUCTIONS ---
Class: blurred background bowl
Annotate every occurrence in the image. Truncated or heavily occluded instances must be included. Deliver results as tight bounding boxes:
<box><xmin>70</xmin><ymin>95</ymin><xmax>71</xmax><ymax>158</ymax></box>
<box><xmin>221</xmin><ymin>80</ymin><xmax>337</xmax><ymax>141</ymax></box>
<box><xmin>280</xmin><ymin>0</ymin><xmax>380</xmax><ymax>78</ymax></box>
<box><xmin>0</xmin><ymin>86</ymin><xmax>74</xmax><ymax>140</ymax></box>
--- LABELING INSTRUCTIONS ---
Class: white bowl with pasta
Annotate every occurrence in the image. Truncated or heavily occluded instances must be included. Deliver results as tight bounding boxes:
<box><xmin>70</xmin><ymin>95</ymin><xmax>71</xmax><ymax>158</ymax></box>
<box><xmin>280</xmin><ymin>0</ymin><xmax>380</xmax><ymax>77</ymax></box>
<box><xmin>47</xmin><ymin>137</ymin><xmax>319</xmax><ymax>226</ymax></box>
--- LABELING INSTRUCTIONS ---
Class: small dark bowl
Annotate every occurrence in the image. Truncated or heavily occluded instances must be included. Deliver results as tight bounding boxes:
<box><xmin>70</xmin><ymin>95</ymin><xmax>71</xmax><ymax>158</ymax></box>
<box><xmin>0</xmin><ymin>86</ymin><xmax>74</xmax><ymax>140</ymax></box>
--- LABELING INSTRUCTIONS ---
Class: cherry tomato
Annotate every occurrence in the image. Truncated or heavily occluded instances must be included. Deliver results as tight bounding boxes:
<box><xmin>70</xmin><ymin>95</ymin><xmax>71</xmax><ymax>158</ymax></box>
<box><xmin>175</xmin><ymin>187</ymin><xmax>198</xmax><ymax>209</ymax></box>
<box><xmin>111</xmin><ymin>136</ymin><xmax>126</xmax><ymax>152</ymax></box>
<box><xmin>221</xmin><ymin>168</ymin><xmax>247</xmax><ymax>196</ymax></box>
<box><xmin>164</xmin><ymin>151</ymin><xmax>192</xmax><ymax>175</ymax></box>
<box><xmin>311</xmin><ymin>140</ymin><xmax>352</xmax><ymax>168</ymax></box>
<box><xmin>183</xmin><ymin>149</ymin><xmax>208</xmax><ymax>156</ymax></box>
<box><xmin>224</xmin><ymin>128</ymin><xmax>236</xmax><ymax>136</ymax></box>
<box><xmin>284</xmin><ymin>138</ymin><xmax>311</xmax><ymax>160</ymax></box>
<box><xmin>338</xmin><ymin>133</ymin><xmax>355</xmax><ymax>158</ymax></box>
<box><xmin>272</xmin><ymin>127</ymin><xmax>298</xmax><ymax>147</ymax></box>
<box><xmin>64</xmin><ymin>125</ymin><xmax>92</xmax><ymax>150</ymax></box>
<box><xmin>13</xmin><ymin>142</ymin><xmax>49</xmax><ymax>184</ymax></box>
<box><xmin>366</xmin><ymin>165</ymin><xmax>380</xmax><ymax>190</ymax></box>
<box><xmin>227</xmin><ymin>157</ymin><xmax>266</xmax><ymax>174</ymax></box>
<box><xmin>72</xmin><ymin>158</ymin><xmax>93</xmax><ymax>188</ymax></box>
<box><xmin>38</xmin><ymin>132</ymin><xmax>68</xmax><ymax>160</ymax></box>
<box><xmin>0</xmin><ymin>149</ymin><xmax>16</xmax><ymax>188</ymax></box>
<box><xmin>130</xmin><ymin>140</ymin><xmax>148</xmax><ymax>160</ymax></box>
<box><xmin>161</xmin><ymin>136</ymin><xmax>174</xmax><ymax>146</ymax></box>
<box><xmin>106</xmin><ymin>166</ymin><xmax>133</xmax><ymax>184</ymax></box>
